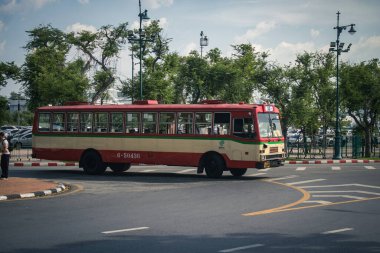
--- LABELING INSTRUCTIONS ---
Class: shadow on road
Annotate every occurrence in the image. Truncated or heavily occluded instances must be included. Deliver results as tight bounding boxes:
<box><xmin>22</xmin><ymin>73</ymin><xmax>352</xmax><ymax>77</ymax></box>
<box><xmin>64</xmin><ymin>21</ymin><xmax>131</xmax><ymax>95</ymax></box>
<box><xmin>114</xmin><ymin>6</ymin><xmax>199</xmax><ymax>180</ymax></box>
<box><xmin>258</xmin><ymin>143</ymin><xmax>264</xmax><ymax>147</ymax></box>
<box><xmin>10</xmin><ymin>168</ymin><xmax>268</xmax><ymax>184</ymax></box>
<box><xmin>3</xmin><ymin>231</ymin><xmax>379</xmax><ymax>253</ymax></box>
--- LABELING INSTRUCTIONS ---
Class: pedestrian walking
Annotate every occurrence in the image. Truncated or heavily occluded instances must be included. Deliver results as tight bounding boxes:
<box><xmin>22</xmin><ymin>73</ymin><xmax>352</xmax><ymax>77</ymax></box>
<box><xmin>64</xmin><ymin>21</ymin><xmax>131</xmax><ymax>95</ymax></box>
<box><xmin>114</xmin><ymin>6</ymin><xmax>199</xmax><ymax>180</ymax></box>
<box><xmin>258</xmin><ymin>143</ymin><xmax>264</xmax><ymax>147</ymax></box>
<box><xmin>0</xmin><ymin>131</ymin><xmax>10</xmax><ymax>180</ymax></box>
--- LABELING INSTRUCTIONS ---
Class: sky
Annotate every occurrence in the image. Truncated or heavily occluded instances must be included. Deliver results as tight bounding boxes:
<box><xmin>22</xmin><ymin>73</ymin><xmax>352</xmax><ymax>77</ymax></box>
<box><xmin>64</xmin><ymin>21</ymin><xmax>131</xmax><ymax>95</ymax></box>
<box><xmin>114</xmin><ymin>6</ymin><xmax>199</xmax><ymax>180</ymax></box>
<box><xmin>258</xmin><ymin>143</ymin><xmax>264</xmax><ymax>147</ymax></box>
<box><xmin>1</xmin><ymin>0</ymin><xmax>380</xmax><ymax>97</ymax></box>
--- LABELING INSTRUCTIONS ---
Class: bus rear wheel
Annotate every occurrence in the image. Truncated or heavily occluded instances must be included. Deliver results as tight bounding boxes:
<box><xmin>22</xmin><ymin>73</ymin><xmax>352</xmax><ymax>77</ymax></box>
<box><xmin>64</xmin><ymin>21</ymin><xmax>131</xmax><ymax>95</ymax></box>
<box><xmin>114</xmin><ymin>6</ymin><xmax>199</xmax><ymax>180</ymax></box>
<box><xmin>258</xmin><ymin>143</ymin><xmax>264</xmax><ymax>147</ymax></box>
<box><xmin>229</xmin><ymin>168</ymin><xmax>247</xmax><ymax>177</ymax></box>
<box><xmin>81</xmin><ymin>150</ymin><xmax>107</xmax><ymax>175</ymax></box>
<box><xmin>109</xmin><ymin>163</ymin><xmax>131</xmax><ymax>173</ymax></box>
<box><xmin>204</xmin><ymin>154</ymin><xmax>225</xmax><ymax>178</ymax></box>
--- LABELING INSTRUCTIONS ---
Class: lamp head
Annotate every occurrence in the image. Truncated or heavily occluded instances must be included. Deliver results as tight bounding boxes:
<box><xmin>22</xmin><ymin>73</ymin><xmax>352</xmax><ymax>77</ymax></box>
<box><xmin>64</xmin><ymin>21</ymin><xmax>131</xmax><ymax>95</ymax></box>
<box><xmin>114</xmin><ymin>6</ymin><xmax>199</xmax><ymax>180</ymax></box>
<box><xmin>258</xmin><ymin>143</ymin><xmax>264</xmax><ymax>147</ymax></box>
<box><xmin>348</xmin><ymin>24</ymin><xmax>356</xmax><ymax>35</ymax></box>
<box><xmin>141</xmin><ymin>9</ymin><xmax>150</xmax><ymax>20</ymax></box>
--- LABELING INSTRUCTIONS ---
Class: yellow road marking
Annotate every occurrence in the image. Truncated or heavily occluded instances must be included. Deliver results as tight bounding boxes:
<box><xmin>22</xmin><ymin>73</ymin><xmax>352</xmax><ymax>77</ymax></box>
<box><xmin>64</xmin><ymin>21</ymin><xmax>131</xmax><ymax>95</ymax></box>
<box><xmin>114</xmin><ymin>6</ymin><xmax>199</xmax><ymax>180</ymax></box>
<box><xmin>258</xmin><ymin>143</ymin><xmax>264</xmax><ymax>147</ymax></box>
<box><xmin>271</xmin><ymin>196</ymin><xmax>380</xmax><ymax>214</ymax></box>
<box><xmin>242</xmin><ymin>180</ymin><xmax>311</xmax><ymax>216</ymax></box>
<box><xmin>242</xmin><ymin>180</ymin><xmax>380</xmax><ymax>217</ymax></box>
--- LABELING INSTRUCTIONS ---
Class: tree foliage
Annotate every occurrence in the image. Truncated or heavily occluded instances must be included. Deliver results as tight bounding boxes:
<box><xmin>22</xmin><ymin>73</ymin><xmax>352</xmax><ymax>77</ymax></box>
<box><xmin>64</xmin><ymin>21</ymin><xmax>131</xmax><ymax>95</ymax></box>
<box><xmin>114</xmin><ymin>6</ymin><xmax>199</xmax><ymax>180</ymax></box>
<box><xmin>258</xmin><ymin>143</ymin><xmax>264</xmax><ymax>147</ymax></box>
<box><xmin>0</xmin><ymin>62</ymin><xmax>19</xmax><ymax>87</ymax></box>
<box><xmin>19</xmin><ymin>25</ymin><xmax>89</xmax><ymax>110</ymax></box>
<box><xmin>340</xmin><ymin>59</ymin><xmax>380</xmax><ymax>156</ymax></box>
<box><xmin>66</xmin><ymin>22</ymin><xmax>129</xmax><ymax>103</ymax></box>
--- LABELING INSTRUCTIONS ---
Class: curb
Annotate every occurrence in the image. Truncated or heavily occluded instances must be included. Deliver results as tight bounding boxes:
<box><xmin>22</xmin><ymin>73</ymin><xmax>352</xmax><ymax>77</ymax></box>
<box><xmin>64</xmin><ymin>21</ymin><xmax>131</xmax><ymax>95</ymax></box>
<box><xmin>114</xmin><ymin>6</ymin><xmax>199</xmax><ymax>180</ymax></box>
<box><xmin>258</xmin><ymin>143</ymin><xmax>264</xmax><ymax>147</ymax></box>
<box><xmin>285</xmin><ymin>159</ymin><xmax>380</xmax><ymax>164</ymax></box>
<box><xmin>0</xmin><ymin>183</ymin><xmax>67</xmax><ymax>201</ymax></box>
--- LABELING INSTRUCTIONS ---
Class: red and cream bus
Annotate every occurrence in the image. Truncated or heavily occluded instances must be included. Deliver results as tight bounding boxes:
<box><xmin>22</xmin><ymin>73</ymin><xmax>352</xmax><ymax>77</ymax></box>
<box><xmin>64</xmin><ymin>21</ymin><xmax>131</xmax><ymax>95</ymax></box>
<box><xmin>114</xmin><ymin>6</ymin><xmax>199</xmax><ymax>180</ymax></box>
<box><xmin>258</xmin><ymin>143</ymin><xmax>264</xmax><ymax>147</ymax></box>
<box><xmin>32</xmin><ymin>100</ymin><xmax>285</xmax><ymax>178</ymax></box>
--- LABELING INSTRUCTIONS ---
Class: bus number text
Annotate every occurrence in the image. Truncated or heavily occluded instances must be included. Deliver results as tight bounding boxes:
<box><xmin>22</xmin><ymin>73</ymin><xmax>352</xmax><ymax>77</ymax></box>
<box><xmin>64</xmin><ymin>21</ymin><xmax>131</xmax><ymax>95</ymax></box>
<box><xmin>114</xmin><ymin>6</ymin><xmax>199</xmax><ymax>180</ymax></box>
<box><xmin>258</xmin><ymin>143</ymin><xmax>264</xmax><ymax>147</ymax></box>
<box><xmin>116</xmin><ymin>152</ymin><xmax>141</xmax><ymax>159</ymax></box>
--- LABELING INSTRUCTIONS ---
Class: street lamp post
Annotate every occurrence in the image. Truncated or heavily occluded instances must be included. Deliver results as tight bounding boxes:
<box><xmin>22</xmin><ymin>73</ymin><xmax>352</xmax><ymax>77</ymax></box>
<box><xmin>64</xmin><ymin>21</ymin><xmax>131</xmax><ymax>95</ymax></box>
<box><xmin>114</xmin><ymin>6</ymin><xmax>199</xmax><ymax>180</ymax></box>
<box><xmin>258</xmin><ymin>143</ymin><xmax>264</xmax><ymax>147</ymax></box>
<box><xmin>200</xmin><ymin>31</ymin><xmax>209</xmax><ymax>58</ymax></box>
<box><xmin>128</xmin><ymin>0</ymin><xmax>155</xmax><ymax>100</ymax></box>
<box><xmin>130</xmin><ymin>52</ymin><xmax>134</xmax><ymax>102</ymax></box>
<box><xmin>329</xmin><ymin>11</ymin><xmax>356</xmax><ymax>159</ymax></box>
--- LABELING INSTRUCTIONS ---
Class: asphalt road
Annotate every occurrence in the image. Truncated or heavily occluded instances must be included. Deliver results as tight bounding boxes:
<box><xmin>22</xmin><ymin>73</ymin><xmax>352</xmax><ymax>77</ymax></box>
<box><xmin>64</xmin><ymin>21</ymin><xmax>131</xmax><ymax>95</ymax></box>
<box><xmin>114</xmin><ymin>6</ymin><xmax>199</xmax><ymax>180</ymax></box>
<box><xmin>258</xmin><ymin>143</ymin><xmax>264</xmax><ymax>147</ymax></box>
<box><xmin>1</xmin><ymin>163</ymin><xmax>379</xmax><ymax>253</ymax></box>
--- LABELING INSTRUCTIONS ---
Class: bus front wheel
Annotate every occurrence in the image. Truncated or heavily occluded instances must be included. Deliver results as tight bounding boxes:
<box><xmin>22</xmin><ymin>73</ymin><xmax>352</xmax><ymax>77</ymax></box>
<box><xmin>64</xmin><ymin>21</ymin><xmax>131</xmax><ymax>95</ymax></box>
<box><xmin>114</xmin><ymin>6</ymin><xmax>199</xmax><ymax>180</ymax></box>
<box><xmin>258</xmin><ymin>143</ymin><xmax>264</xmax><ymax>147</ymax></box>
<box><xmin>109</xmin><ymin>163</ymin><xmax>131</xmax><ymax>173</ymax></box>
<box><xmin>81</xmin><ymin>150</ymin><xmax>107</xmax><ymax>175</ymax></box>
<box><xmin>204</xmin><ymin>154</ymin><xmax>225</xmax><ymax>178</ymax></box>
<box><xmin>229</xmin><ymin>168</ymin><xmax>247</xmax><ymax>177</ymax></box>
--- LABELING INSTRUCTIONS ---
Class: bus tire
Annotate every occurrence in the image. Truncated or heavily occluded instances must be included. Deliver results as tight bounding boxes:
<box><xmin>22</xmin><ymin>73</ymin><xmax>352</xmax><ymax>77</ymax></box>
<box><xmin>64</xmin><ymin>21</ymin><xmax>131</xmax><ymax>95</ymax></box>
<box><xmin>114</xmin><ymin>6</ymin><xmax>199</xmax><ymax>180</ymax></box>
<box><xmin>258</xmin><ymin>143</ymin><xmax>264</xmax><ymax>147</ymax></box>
<box><xmin>81</xmin><ymin>150</ymin><xmax>107</xmax><ymax>175</ymax></box>
<box><xmin>229</xmin><ymin>168</ymin><xmax>247</xmax><ymax>177</ymax></box>
<box><xmin>204</xmin><ymin>154</ymin><xmax>225</xmax><ymax>178</ymax></box>
<box><xmin>109</xmin><ymin>163</ymin><xmax>131</xmax><ymax>173</ymax></box>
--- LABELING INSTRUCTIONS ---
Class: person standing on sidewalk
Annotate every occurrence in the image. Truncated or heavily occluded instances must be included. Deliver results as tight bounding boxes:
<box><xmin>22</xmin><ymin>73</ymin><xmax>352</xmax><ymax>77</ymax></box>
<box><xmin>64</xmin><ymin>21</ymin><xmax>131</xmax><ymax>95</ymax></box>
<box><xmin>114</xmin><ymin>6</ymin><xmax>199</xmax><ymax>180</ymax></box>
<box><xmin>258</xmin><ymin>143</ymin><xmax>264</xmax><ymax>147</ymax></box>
<box><xmin>0</xmin><ymin>132</ymin><xmax>10</xmax><ymax>180</ymax></box>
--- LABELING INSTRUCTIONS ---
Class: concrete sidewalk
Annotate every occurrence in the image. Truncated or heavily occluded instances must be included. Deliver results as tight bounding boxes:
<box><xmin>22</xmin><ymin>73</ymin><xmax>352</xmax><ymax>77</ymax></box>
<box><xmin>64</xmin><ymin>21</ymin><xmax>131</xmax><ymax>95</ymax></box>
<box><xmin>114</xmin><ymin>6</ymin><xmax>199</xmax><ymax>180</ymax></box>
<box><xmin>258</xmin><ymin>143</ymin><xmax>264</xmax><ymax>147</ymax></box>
<box><xmin>0</xmin><ymin>177</ymin><xmax>67</xmax><ymax>201</ymax></box>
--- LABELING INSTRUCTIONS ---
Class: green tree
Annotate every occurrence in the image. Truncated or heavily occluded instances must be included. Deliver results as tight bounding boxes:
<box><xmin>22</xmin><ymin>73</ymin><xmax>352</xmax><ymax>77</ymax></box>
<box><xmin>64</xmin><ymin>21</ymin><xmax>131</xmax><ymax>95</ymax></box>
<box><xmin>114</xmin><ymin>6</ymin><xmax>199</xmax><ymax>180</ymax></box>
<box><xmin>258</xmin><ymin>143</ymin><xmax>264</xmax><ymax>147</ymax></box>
<box><xmin>19</xmin><ymin>25</ymin><xmax>89</xmax><ymax>110</ymax></box>
<box><xmin>0</xmin><ymin>62</ymin><xmax>20</xmax><ymax>125</ymax></box>
<box><xmin>174</xmin><ymin>50</ymin><xmax>209</xmax><ymax>103</ymax></box>
<box><xmin>340</xmin><ymin>58</ymin><xmax>380</xmax><ymax>157</ymax></box>
<box><xmin>0</xmin><ymin>96</ymin><xmax>11</xmax><ymax>126</ymax></box>
<box><xmin>285</xmin><ymin>52</ymin><xmax>321</xmax><ymax>155</ymax></box>
<box><xmin>67</xmin><ymin>22</ymin><xmax>129</xmax><ymax>103</ymax></box>
<box><xmin>228</xmin><ymin>44</ymin><xmax>259</xmax><ymax>103</ymax></box>
<box><xmin>257</xmin><ymin>63</ymin><xmax>292</xmax><ymax>137</ymax></box>
<box><xmin>0</xmin><ymin>62</ymin><xmax>19</xmax><ymax>88</ymax></box>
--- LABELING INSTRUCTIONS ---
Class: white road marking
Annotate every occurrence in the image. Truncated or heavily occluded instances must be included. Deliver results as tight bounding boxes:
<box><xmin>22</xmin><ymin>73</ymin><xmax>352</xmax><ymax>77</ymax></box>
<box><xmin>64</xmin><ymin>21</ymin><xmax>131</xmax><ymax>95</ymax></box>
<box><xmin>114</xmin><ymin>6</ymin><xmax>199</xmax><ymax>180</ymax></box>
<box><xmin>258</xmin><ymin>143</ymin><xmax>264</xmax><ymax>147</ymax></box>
<box><xmin>300</xmin><ymin>184</ymin><xmax>380</xmax><ymax>189</ymax></box>
<box><xmin>287</xmin><ymin>179</ymin><xmax>326</xmax><ymax>185</ymax></box>
<box><xmin>322</xmin><ymin>228</ymin><xmax>353</xmax><ymax>234</ymax></box>
<box><xmin>364</xmin><ymin>166</ymin><xmax>376</xmax><ymax>170</ymax></box>
<box><xmin>219</xmin><ymin>244</ymin><xmax>264</xmax><ymax>252</ymax></box>
<box><xmin>312</xmin><ymin>195</ymin><xmax>366</xmax><ymax>200</ymax></box>
<box><xmin>177</xmin><ymin>169</ymin><xmax>196</xmax><ymax>174</ymax></box>
<box><xmin>304</xmin><ymin>200</ymin><xmax>333</xmax><ymax>205</ymax></box>
<box><xmin>260</xmin><ymin>168</ymin><xmax>271</xmax><ymax>172</ymax></box>
<box><xmin>247</xmin><ymin>172</ymin><xmax>267</xmax><ymax>177</ymax></box>
<box><xmin>296</xmin><ymin>167</ymin><xmax>306</xmax><ymax>171</ymax></box>
<box><xmin>102</xmin><ymin>227</ymin><xmax>149</xmax><ymax>234</ymax></box>
<box><xmin>331</xmin><ymin>166</ymin><xmax>341</xmax><ymax>171</ymax></box>
<box><xmin>267</xmin><ymin>175</ymin><xmax>298</xmax><ymax>181</ymax></box>
<box><xmin>309</xmin><ymin>190</ymin><xmax>380</xmax><ymax>196</ymax></box>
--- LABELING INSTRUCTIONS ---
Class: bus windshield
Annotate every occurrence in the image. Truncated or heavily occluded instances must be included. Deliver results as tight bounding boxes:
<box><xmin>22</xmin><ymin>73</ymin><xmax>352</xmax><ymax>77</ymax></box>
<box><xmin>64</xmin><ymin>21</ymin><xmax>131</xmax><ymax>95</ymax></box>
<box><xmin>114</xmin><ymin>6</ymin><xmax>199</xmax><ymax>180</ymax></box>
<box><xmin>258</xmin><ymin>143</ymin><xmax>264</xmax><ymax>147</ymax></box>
<box><xmin>258</xmin><ymin>113</ymin><xmax>283</xmax><ymax>138</ymax></box>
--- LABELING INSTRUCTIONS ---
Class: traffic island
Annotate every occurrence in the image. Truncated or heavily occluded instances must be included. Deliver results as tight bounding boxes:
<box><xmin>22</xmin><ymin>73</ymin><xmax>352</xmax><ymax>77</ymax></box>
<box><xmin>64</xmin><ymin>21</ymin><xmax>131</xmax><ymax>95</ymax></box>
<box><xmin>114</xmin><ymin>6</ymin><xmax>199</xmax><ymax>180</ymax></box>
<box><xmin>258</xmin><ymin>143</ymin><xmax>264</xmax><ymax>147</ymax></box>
<box><xmin>0</xmin><ymin>177</ymin><xmax>68</xmax><ymax>201</ymax></box>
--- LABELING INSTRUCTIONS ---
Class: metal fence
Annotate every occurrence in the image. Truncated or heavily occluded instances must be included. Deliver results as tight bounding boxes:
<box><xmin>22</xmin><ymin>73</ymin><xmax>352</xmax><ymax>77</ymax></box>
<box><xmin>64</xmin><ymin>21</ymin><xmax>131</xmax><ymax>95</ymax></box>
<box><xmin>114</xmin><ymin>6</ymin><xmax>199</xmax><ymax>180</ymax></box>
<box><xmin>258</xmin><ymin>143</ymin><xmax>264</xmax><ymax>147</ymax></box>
<box><xmin>10</xmin><ymin>148</ymin><xmax>33</xmax><ymax>162</ymax></box>
<box><xmin>286</xmin><ymin>134</ymin><xmax>380</xmax><ymax>159</ymax></box>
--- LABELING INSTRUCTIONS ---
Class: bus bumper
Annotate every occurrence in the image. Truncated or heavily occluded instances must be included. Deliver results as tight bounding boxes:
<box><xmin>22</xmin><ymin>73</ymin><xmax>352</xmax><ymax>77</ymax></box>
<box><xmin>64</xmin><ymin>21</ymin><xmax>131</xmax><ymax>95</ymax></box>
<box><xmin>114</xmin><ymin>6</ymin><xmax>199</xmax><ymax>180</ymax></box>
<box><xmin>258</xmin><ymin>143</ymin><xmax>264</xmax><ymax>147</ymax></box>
<box><xmin>257</xmin><ymin>159</ymin><xmax>284</xmax><ymax>169</ymax></box>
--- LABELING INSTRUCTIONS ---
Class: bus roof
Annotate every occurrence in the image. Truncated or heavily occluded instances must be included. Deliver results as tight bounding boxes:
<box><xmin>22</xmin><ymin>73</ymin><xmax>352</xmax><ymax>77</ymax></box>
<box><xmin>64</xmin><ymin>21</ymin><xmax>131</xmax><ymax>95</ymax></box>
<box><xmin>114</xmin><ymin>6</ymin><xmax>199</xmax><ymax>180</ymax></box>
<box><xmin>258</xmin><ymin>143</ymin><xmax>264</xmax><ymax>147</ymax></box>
<box><xmin>36</xmin><ymin>102</ymin><xmax>280</xmax><ymax>113</ymax></box>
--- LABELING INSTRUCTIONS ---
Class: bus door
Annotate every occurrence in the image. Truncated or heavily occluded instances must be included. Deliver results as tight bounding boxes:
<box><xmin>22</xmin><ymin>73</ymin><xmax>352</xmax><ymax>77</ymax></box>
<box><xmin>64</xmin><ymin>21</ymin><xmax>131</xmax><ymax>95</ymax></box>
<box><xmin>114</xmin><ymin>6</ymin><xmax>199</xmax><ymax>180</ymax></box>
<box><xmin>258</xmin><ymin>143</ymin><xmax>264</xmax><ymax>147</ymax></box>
<box><xmin>231</xmin><ymin>111</ymin><xmax>257</xmax><ymax>161</ymax></box>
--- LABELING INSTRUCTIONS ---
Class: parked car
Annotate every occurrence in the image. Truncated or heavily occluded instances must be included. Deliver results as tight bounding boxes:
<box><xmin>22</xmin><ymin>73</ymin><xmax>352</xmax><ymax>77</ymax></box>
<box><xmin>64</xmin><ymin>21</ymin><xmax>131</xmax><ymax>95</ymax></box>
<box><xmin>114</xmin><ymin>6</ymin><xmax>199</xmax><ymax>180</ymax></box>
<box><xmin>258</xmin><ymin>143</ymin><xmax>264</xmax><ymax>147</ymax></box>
<box><xmin>12</xmin><ymin>128</ymin><xmax>31</xmax><ymax>139</ymax></box>
<box><xmin>0</xmin><ymin>125</ymin><xmax>18</xmax><ymax>131</ymax></box>
<box><xmin>317</xmin><ymin>134</ymin><xmax>335</xmax><ymax>147</ymax></box>
<box><xmin>10</xmin><ymin>132</ymin><xmax>32</xmax><ymax>149</ymax></box>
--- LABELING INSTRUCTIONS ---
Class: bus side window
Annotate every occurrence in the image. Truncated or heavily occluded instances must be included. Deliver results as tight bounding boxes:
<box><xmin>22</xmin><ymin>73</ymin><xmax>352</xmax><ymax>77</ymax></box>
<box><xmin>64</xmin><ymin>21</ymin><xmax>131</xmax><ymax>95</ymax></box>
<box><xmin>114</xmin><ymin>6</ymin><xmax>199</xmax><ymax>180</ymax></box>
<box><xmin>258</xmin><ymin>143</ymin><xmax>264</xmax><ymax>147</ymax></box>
<box><xmin>233</xmin><ymin>118</ymin><xmax>255</xmax><ymax>138</ymax></box>
<box><xmin>67</xmin><ymin>113</ymin><xmax>79</xmax><ymax>132</ymax></box>
<box><xmin>159</xmin><ymin>112</ymin><xmax>175</xmax><ymax>134</ymax></box>
<box><xmin>177</xmin><ymin>112</ymin><xmax>193</xmax><ymax>134</ymax></box>
<box><xmin>110</xmin><ymin>112</ymin><xmax>123</xmax><ymax>133</ymax></box>
<box><xmin>126</xmin><ymin>113</ymin><xmax>140</xmax><ymax>134</ymax></box>
<box><xmin>143</xmin><ymin>113</ymin><xmax>157</xmax><ymax>134</ymax></box>
<box><xmin>94</xmin><ymin>112</ymin><xmax>108</xmax><ymax>132</ymax></box>
<box><xmin>234</xmin><ymin>119</ymin><xmax>243</xmax><ymax>133</ymax></box>
<box><xmin>38</xmin><ymin>113</ymin><xmax>51</xmax><ymax>132</ymax></box>
<box><xmin>80</xmin><ymin>113</ymin><xmax>93</xmax><ymax>132</ymax></box>
<box><xmin>52</xmin><ymin>113</ymin><xmax>65</xmax><ymax>132</ymax></box>
<box><xmin>214</xmin><ymin>112</ymin><xmax>230</xmax><ymax>135</ymax></box>
<box><xmin>195</xmin><ymin>112</ymin><xmax>212</xmax><ymax>135</ymax></box>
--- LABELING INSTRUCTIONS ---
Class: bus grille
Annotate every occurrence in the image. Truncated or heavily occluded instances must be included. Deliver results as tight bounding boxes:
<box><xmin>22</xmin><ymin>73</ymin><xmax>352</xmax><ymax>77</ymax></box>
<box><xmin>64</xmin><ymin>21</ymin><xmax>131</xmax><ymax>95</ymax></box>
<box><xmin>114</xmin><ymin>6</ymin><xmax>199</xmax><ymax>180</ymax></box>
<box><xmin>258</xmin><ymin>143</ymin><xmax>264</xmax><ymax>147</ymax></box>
<box><xmin>270</xmin><ymin>147</ymin><xmax>279</xmax><ymax>153</ymax></box>
<box><xmin>266</xmin><ymin>154</ymin><xmax>283</xmax><ymax>160</ymax></box>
